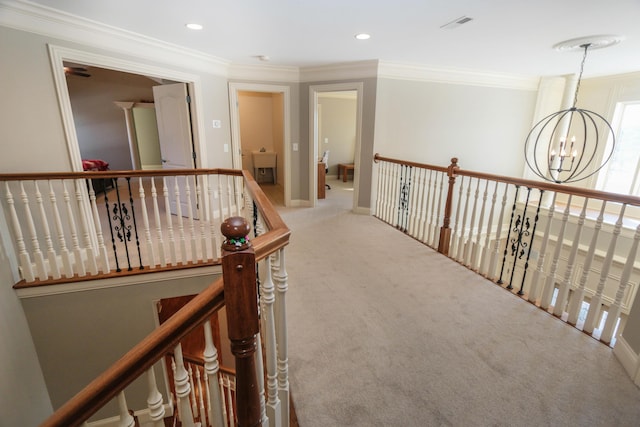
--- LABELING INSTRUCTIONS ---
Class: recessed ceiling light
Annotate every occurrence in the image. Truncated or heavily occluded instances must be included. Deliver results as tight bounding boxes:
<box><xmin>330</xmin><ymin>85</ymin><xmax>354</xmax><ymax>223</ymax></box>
<box><xmin>186</xmin><ymin>23</ymin><xmax>203</xmax><ymax>30</ymax></box>
<box><xmin>355</xmin><ymin>33</ymin><xmax>371</xmax><ymax>40</ymax></box>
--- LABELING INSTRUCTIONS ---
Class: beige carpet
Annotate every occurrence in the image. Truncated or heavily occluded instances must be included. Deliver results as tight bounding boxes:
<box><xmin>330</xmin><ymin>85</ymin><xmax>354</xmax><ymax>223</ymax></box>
<box><xmin>281</xmin><ymin>178</ymin><xmax>640</xmax><ymax>426</ymax></box>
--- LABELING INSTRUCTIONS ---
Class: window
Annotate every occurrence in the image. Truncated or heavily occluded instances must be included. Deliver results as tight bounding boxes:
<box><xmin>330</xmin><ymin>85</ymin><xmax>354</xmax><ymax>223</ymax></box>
<box><xmin>597</xmin><ymin>102</ymin><xmax>640</xmax><ymax>195</ymax></box>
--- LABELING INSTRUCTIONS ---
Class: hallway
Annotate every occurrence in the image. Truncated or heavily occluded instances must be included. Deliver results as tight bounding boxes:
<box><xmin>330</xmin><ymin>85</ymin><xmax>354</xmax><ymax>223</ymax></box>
<box><xmin>280</xmin><ymin>179</ymin><xmax>640</xmax><ymax>426</ymax></box>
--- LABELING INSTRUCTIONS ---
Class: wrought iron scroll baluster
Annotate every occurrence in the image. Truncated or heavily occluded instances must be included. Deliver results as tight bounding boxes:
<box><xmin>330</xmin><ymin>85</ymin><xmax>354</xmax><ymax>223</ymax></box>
<box><xmin>126</xmin><ymin>178</ymin><xmax>143</xmax><ymax>270</ymax></box>
<box><xmin>498</xmin><ymin>185</ymin><xmax>520</xmax><ymax>285</ymax></box>
<box><xmin>103</xmin><ymin>179</ymin><xmax>121</xmax><ymax>272</ymax></box>
<box><xmin>507</xmin><ymin>187</ymin><xmax>532</xmax><ymax>290</ymax></box>
<box><xmin>518</xmin><ymin>189</ymin><xmax>543</xmax><ymax>295</ymax></box>
<box><xmin>113</xmin><ymin>181</ymin><xmax>133</xmax><ymax>271</ymax></box>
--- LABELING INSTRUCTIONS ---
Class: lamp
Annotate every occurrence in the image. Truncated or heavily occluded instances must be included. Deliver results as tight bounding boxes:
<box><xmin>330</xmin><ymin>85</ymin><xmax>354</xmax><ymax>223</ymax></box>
<box><xmin>524</xmin><ymin>36</ymin><xmax>622</xmax><ymax>184</ymax></box>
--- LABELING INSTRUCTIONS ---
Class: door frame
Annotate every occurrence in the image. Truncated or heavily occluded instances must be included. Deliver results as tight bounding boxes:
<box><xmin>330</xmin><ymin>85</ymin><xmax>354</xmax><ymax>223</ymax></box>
<box><xmin>309</xmin><ymin>82</ymin><xmax>364</xmax><ymax>210</ymax></box>
<box><xmin>48</xmin><ymin>44</ymin><xmax>208</xmax><ymax>171</ymax></box>
<box><xmin>228</xmin><ymin>83</ymin><xmax>292</xmax><ymax>207</ymax></box>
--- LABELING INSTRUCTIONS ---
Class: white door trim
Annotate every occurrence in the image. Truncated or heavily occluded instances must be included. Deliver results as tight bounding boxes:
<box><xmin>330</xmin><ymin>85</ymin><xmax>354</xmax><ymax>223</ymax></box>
<box><xmin>309</xmin><ymin>82</ymin><xmax>364</xmax><ymax>210</ymax></box>
<box><xmin>47</xmin><ymin>44</ymin><xmax>208</xmax><ymax>171</ymax></box>
<box><xmin>228</xmin><ymin>82</ymin><xmax>292</xmax><ymax>207</ymax></box>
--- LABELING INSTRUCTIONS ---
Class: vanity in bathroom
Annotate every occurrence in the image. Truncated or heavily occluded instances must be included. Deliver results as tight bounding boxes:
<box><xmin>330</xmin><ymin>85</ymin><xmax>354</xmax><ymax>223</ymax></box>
<box><xmin>252</xmin><ymin>151</ymin><xmax>277</xmax><ymax>184</ymax></box>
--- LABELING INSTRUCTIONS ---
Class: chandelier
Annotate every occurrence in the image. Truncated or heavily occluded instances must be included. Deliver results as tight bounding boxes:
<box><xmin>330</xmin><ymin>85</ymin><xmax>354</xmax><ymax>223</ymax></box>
<box><xmin>524</xmin><ymin>36</ymin><xmax>622</xmax><ymax>184</ymax></box>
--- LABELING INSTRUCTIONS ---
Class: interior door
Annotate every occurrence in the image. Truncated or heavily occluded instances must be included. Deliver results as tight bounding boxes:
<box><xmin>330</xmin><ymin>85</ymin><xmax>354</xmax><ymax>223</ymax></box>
<box><xmin>153</xmin><ymin>83</ymin><xmax>197</xmax><ymax>217</ymax></box>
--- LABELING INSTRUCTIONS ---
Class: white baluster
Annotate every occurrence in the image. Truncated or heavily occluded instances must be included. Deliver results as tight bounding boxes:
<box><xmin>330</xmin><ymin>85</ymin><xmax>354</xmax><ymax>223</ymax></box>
<box><xmin>235</xmin><ymin>175</ymin><xmax>244</xmax><ymax>217</ymax></box>
<box><xmin>219</xmin><ymin>375</ymin><xmax>229</xmax><ymax>427</ymax></box>
<box><xmin>487</xmin><ymin>184</ymin><xmax>509</xmax><ymax>281</ymax></box>
<box><xmin>204</xmin><ymin>320</ymin><xmax>226</xmax><ymax>427</ymax></box>
<box><xmin>4</xmin><ymin>182</ymin><xmax>35</xmax><ymax>281</ymax></box>
<box><xmin>255</xmin><ymin>331</ymin><xmax>269</xmax><ymax>427</ymax></box>
<box><xmin>173</xmin><ymin>344</ymin><xmax>196</xmax><ymax>427</ymax></box>
<box><xmin>527</xmin><ymin>192</ymin><xmax>557</xmax><ymax>303</ymax></box>
<box><xmin>162</xmin><ymin>177</ymin><xmax>177</xmax><ymax>264</ymax></box>
<box><xmin>146</xmin><ymin>366</ymin><xmax>166</xmax><ymax>427</ymax></box>
<box><xmin>380</xmin><ymin>162</ymin><xmax>391</xmax><ymax>223</ymax></box>
<box><xmin>188</xmin><ymin>364</ymin><xmax>198</xmax><ymax>416</ymax></box>
<box><xmin>464</xmin><ymin>178</ymin><xmax>481</xmax><ymax>267</ymax></box>
<box><xmin>208</xmin><ymin>176</ymin><xmax>221</xmax><ymax>261</ymax></box>
<box><xmin>423</xmin><ymin>170</ymin><xmax>435</xmax><ymax>244</ymax></box>
<box><xmin>48</xmin><ymin>181</ymin><xmax>74</xmax><ymax>277</ymax></box>
<box><xmin>456</xmin><ymin>177</ymin><xmax>472</xmax><ymax>261</ymax></box>
<box><xmin>272</xmin><ymin>249</ymin><xmax>290</xmax><ymax>426</ymax></box>
<box><xmin>432</xmin><ymin>171</ymin><xmax>445</xmax><ymax>247</ymax></box>
<box><xmin>34</xmin><ymin>181</ymin><xmax>60</xmax><ymax>279</ymax></box>
<box><xmin>150</xmin><ymin>178</ymin><xmax>167</xmax><ymax>267</ymax></box>
<box><xmin>117</xmin><ymin>391</ymin><xmax>136</xmax><ymax>427</ymax></box>
<box><xmin>471</xmin><ymin>180</ymin><xmax>489</xmax><ymax>270</ymax></box>
<box><xmin>138</xmin><ymin>177</ymin><xmax>157</xmax><ymax>267</ymax></box>
<box><xmin>74</xmin><ymin>180</ymin><xmax>98</xmax><ymax>274</ymax></box>
<box><xmin>197</xmin><ymin>175</ymin><xmax>209</xmax><ymax>261</ymax></box>
<box><xmin>418</xmin><ymin>169</ymin><xmax>431</xmax><ymax>242</ymax></box>
<box><xmin>375</xmin><ymin>161</ymin><xmax>384</xmax><ymax>219</ymax></box>
<box><xmin>540</xmin><ymin>195</ymin><xmax>572</xmax><ymax>310</ymax></box>
<box><xmin>226</xmin><ymin>175</ymin><xmax>234</xmax><ymax>219</ymax></box>
<box><xmin>62</xmin><ymin>181</ymin><xmax>86</xmax><ymax>276</ymax></box>
<box><xmin>196</xmin><ymin>367</ymin><xmax>206</xmax><ymax>424</ymax></box>
<box><xmin>406</xmin><ymin>167</ymin><xmax>419</xmax><ymax>237</ymax></box>
<box><xmin>553</xmin><ymin>197</ymin><xmax>588</xmax><ymax>317</ymax></box>
<box><xmin>173</xmin><ymin>177</ymin><xmax>187</xmax><ymax>263</ymax></box>
<box><xmin>450</xmin><ymin>175</ymin><xmax>464</xmax><ymax>257</ymax></box>
<box><xmin>261</xmin><ymin>257</ymin><xmax>282</xmax><ymax>425</ymax></box>
<box><xmin>217</xmin><ymin>174</ymin><xmax>226</xmax><ymax>223</ymax></box>
<box><xmin>87</xmin><ymin>181</ymin><xmax>110</xmax><ymax>273</ymax></box>
<box><xmin>567</xmin><ymin>201</ymin><xmax>607</xmax><ymax>325</ymax></box>
<box><xmin>479</xmin><ymin>181</ymin><xmax>499</xmax><ymax>276</ymax></box>
<box><xmin>19</xmin><ymin>182</ymin><xmax>47</xmax><ymax>279</ymax></box>
<box><xmin>601</xmin><ymin>222</ymin><xmax>640</xmax><ymax>344</ymax></box>
<box><xmin>184</xmin><ymin>176</ymin><xmax>198</xmax><ymax>263</ymax></box>
<box><xmin>584</xmin><ymin>204</ymin><xmax>627</xmax><ymax>334</ymax></box>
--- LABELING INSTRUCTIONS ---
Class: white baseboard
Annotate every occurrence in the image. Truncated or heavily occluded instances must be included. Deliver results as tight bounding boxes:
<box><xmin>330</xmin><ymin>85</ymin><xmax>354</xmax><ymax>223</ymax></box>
<box><xmin>613</xmin><ymin>336</ymin><xmax>640</xmax><ymax>387</ymax></box>
<box><xmin>353</xmin><ymin>206</ymin><xmax>371</xmax><ymax>215</ymax></box>
<box><xmin>290</xmin><ymin>199</ymin><xmax>311</xmax><ymax>207</ymax></box>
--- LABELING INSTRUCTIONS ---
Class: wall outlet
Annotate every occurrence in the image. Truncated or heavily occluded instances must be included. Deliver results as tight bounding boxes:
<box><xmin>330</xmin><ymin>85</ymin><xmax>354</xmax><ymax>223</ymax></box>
<box><xmin>324</xmin><ymin>137</ymin><xmax>329</xmax><ymax>144</ymax></box>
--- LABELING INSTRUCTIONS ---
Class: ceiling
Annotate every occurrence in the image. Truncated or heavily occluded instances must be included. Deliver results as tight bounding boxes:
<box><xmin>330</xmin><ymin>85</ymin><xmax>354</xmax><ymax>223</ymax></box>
<box><xmin>24</xmin><ymin>0</ymin><xmax>640</xmax><ymax>78</ymax></box>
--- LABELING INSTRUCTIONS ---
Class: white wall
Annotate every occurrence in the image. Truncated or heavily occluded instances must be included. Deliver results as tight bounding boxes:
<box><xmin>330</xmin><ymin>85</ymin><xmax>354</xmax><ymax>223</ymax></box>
<box><xmin>318</xmin><ymin>95</ymin><xmax>357</xmax><ymax>176</ymax></box>
<box><xmin>373</xmin><ymin>78</ymin><xmax>537</xmax><ymax>176</ymax></box>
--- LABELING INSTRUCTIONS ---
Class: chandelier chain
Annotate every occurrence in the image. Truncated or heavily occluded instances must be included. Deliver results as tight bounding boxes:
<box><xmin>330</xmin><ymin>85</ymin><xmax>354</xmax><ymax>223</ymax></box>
<box><xmin>572</xmin><ymin>43</ymin><xmax>591</xmax><ymax>108</ymax></box>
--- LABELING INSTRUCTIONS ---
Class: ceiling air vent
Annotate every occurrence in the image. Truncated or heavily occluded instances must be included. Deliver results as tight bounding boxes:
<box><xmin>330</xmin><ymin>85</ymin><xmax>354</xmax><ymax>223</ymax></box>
<box><xmin>441</xmin><ymin>16</ymin><xmax>473</xmax><ymax>30</ymax></box>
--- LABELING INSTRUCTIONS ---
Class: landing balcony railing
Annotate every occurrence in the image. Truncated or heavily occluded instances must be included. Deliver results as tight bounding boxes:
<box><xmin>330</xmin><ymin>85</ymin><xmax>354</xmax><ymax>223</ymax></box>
<box><xmin>374</xmin><ymin>154</ymin><xmax>640</xmax><ymax>347</ymax></box>
<box><xmin>0</xmin><ymin>169</ymin><xmax>290</xmax><ymax>426</ymax></box>
<box><xmin>0</xmin><ymin>169</ymin><xmax>252</xmax><ymax>287</ymax></box>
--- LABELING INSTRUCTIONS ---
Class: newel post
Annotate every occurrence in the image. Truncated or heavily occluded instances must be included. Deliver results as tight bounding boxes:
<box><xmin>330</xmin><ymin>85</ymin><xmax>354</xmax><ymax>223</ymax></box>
<box><xmin>437</xmin><ymin>157</ymin><xmax>459</xmax><ymax>256</ymax></box>
<box><xmin>221</xmin><ymin>217</ymin><xmax>261</xmax><ymax>427</ymax></box>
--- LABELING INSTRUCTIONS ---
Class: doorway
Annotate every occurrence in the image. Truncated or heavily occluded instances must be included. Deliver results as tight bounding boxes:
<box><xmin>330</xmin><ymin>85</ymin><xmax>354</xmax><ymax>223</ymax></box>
<box><xmin>309</xmin><ymin>83</ymin><xmax>364</xmax><ymax>210</ymax></box>
<box><xmin>229</xmin><ymin>83</ymin><xmax>291</xmax><ymax>207</ymax></box>
<box><xmin>48</xmin><ymin>45</ymin><xmax>208</xmax><ymax>172</ymax></box>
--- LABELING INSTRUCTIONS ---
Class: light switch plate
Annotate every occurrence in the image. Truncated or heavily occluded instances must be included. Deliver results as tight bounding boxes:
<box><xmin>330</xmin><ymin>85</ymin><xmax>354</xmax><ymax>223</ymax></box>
<box><xmin>223</xmin><ymin>144</ymin><xmax>229</xmax><ymax>153</ymax></box>
<box><xmin>293</xmin><ymin>143</ymin><xmax>299</xmax><ymax>151</ymax></box>
<box><xmin>212</xmin><ymin>120</ymin><xmax>221</xmax><ymax>128</ymax></box>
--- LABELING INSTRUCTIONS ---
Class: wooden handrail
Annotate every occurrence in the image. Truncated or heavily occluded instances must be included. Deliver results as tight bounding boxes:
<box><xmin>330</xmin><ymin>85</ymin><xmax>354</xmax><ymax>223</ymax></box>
<box><xmin>0</xmin><ymin>168</ymin><xmax>243</xmax><ymax>181</ymax></box>
<box><xmin>374</xmin><ymin>153</ymin><xmax>640</xmax><ymax>206</ymax></box>
<box><xmin>39</xmin><ymin>170</ymin><xmax>290</xmax><ymax>427</ymax></box>
<box><xmin>41</xmin><ymin>278</ymin><xmax>226</xmax><ymax>427</ymax></box>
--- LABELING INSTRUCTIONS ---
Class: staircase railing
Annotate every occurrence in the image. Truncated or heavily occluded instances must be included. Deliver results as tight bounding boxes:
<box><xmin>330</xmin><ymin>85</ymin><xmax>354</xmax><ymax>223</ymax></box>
<box><xmin>32</xmin><ymin>170</ymin><xmax>290</xmax><ymax>427</ymax></box>
<box><xmin>374</xmin><ymin>153</ymin><xmax>640</xmax><ymax>346</ymax></box>
<box><xmin>0</xmin><ymin>169</ymin><xmax>251</xmax><ymax>287</ymax></box>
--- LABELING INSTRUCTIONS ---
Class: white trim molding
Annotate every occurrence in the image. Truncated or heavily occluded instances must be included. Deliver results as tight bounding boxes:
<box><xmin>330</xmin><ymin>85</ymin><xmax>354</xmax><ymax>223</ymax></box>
<box><xmin>228</xmin><ymin>63</ymin><xmax>300</xmax><ymax>83</ymax></box>
<box><xmin>0</xmin><ymin>0</ymin><xmax>229</xmax><ymax>76</ymax></box>
<box><xmin>301</xmin><ymin>60</ymin><xmax>379</xmax><ymax>82</ymax></box>
<box><xmin>378</xmin><ymin>60</ymin><xmax>540</xmax><ymax>90</ymax></box>
<box><xmin>613</xmin><ymin>335</ymin><xmax>640</xmax><ymax>387</ymax></box>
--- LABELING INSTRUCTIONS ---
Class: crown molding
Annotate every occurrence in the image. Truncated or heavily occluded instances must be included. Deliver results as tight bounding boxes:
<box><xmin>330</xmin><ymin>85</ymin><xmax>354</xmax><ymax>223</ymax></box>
<box><xmin>378</xmin><ymin>60</ymin><xmax>540</xmax><ymax>91</ymax></box>
<box><xmin>228</xmin><ymin>63</ymin><xmax>300</xmax><ymax>83</ymax></box>
<box><xmin>0</xmin><ymin>0</ymin><xmax>230</xmax><ymax>76</ymax></box>
<box><xmin>300</xmin><ymin>60</ymin><xmax>379</xmax><ymax>82</ymax></box>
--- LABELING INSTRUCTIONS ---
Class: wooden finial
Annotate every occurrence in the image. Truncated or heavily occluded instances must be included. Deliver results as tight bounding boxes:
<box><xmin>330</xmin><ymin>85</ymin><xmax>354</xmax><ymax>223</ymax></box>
<box><xmin>221</xmin><ymin>216</ymin><xmax>251</xmax><ymax>251</ymax></box>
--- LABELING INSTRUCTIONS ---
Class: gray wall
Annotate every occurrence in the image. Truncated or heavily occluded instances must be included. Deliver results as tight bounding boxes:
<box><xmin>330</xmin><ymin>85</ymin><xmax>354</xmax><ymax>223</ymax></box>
<box><xmin>0</xmin><ymin>209</ymin><xmax>53</xmax><ymax>426</ymax></box>
<box><xmin>373</xmin><ymin>78</ymin><xmax>538</xmax><ymax>177</ymax></box>
<box><xmin>21</xmin><ymin>272</ymin><xmax>221</xmax><ymax>421</ymax></box>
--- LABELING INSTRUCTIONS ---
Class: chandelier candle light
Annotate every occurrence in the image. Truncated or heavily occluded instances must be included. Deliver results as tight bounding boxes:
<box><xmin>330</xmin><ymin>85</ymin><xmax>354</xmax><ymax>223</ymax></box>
<box><xmin>524</xmin><ymin>36</ymin><xmax>622</xmax><ymax>184</ymax></box>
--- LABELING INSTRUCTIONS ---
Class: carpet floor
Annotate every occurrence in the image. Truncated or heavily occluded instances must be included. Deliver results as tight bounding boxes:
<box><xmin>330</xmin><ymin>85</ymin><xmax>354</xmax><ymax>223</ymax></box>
<box><xmin>279</xmin><ymin>178</ymin><xmax>640</xmax><ymax>427</ymax></box>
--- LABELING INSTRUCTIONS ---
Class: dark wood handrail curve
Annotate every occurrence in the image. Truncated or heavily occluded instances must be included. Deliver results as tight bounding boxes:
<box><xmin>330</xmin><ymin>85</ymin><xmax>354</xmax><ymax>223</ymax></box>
<box><xmin>39</xmin><ymin>170</ymin><xmax>291</xmax><ymax>427</ymax></box>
